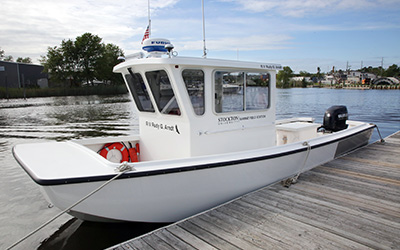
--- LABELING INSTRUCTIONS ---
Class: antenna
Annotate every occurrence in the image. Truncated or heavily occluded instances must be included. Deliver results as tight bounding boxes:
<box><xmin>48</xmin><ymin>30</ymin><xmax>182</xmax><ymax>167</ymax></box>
<box><xmin>148</xmin><ymin>0</ymin><xmax>152</xmax><ymax>37</ymax></box>
<box><xmin>202</xmin><ymin>0</ymin><xmax>207</xmax><ymax>58</ymax></box>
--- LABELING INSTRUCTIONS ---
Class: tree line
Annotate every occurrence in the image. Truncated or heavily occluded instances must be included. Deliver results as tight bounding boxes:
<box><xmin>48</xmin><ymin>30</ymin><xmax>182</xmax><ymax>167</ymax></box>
<box><xmin>277</xmin><ymin>64</ymin><xmax>400</xmax><ymax>88</ymax></box>
<box><xmin>4</xmin><ymin>35</ymin><xmax>399</xmax><ymax>90</ymax></box>
<box><xmin>40</xmin><ymin>33</ymin><xmax>124</xmax><ymax>87</ymax></box>
<box><xmin>1</xmin><ymin>33</ymin><xmax>124</xmax><ymax>88</ymax></box>
<box><xmin>0</xmin><ymin>48</ymin><xmax>32</xmax><ymax>63</ymax></box>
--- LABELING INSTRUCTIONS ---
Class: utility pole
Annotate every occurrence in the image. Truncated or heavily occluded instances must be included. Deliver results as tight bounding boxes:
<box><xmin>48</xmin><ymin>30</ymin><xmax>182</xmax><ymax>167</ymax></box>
<box><xmin>360</xmin><ymin>61</ymin><xmax>363</xmax><ymax>83</ymax></box>
<box><xmin>22</xmin><ymin>74</ymin><xmax>26</xmax><ymax>100</ymax></box>
<box><xmin>5</xmin><ymin>72</ymin><xmax>9</xmax><ymax>100</ymax></box>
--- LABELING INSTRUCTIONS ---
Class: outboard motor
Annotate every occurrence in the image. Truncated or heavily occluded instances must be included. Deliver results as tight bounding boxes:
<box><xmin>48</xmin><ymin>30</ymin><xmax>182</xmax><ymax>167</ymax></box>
<box><xmin>322</xmin><ymin>105</ymin><xmax>348</xmax><ymax>132</ymax></box>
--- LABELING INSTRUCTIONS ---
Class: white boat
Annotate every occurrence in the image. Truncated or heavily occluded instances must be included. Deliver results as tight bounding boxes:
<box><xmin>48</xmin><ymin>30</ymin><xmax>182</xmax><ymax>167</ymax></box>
<box><xmin>13</xmin><ymin>39</ymin><xmax>375</xmax><ymax>223</ymax></box>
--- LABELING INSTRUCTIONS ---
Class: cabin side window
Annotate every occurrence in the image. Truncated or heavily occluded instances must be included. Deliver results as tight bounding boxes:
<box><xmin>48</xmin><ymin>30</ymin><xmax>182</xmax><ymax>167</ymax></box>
<box><xmin>214</xmin><ymin>71</ymin><xmax>270</xmax><ymax>113</ymax></box>
<box><xmin>215</xmin><ymin>71</ymin><xmax>244</xmax><ymax>113</ymax></box>
<box><xmin>145</xmin><ymin>70</ymin><xmax>181</xmax><ymax>116</ymax></box>
<box><xmin>245</xmin><ymin>73</ymin><xmax>270</xmax><ymax>110</ymax></box>
<box><xmin>182</xmin><ymin>69</ymin><xmax>205</xmax><ymax>115</ymax></box>
<box><xmin>125</xmin><ymin>71</ymin><xmax>155</xmax><ymax>112</ymax></box>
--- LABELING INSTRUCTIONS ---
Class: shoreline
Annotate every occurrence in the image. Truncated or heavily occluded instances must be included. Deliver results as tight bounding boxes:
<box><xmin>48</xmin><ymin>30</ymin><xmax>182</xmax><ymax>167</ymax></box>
<box><xmin>0</xmin><ymin>85</ymin><xmax>128</xmax><ymax>99</ymax></box>
<box><xmin>332</xmin><ymin>84</ymin><xmax>399</xmax><ymax>90</ymax></box>
<box><xmin>1</xmin><ymin>84</ymin><xmax>398</xmax><ymax>100</ymax></box>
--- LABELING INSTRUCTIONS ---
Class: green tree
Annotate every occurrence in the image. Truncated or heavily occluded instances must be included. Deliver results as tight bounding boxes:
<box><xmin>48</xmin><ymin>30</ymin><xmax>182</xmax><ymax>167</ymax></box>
<box><xmin>0</xmin><ymin>48</ymin><xmax>13</xmax><ymax>62</ymax></box>
<box><xmin>41</xmin><ymin>33</ymin><xmax>124</xmax><ymax>87</ymax></box>
<box><xmin>301</xmin><ymin>77</ymin><xmax>307</xmax><ymax>88</ymax></box>
<box><xmin>16</xmin><ymin>57</ymin><xmax>32</xmax><ymax>63</ymax></box>
<box><xmin>40</xmin><ymin>45</ymin><xmax>74</xmax><ymax>86</ymax></box>
<box><xmin>95</xmin><ymin>43</ymin><xmax>124</xmax><ymax>85</ymax></box>
<box><xmin>384</xmin><ymin>64</ymin><xmax>400</xmax><ymax>77</ymax></box>
<box><xmin>75</xmin><ymin>33</ymin><xmax>104</xmax><ymax>85</ymax></box>
<box><xmin>1</xmin><ymin>48</ymin><xmax>31</xmax><ymax>63</ymax></box>
<box><xmin>299</xmin><ymin>70</ymin><xmax>311</xmax><ymax>77</ymax></box>
<box><xmin>277</xmin><ymin>66</ymin><xmax>293</xmax><ymax>88</ymax></box>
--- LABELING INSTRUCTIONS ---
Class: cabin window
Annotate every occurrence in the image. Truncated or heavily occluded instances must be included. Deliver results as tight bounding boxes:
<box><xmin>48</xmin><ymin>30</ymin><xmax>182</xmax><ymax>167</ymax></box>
<box><xmin>215</xmin><ymin>71</ymin><xmax>244</xmax><ymax>113</ymax></box>
<box><xmin>214</xmin><ymin>71</ymin><xmax>269</xmax><ymax>113</ymax></box>
<box><xmin>245</xmin><ymin>72</ymin><xmax>270</xmax><ymax>110</ymax></box>
<box><xmin>145</xmin><ymin>70</ymin><xmax>181</xmax><ymax>116</ymax></box>
<box><xmin>125</xmin><ymin>71</ymin><xmax>155</xmax><ymax>112</ymax></box>
<box><xmin>182</xmin><ymin>69</ymin><xmax>205</xmax><ymax>115</ymax></box>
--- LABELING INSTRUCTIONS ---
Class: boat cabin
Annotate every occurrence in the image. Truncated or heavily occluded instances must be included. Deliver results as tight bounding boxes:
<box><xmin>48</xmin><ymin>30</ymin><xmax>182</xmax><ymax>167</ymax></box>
<box><xmin>113</xmin><ymin>39</ymin><xmax>283</xmax><ymax>161</ymax></box>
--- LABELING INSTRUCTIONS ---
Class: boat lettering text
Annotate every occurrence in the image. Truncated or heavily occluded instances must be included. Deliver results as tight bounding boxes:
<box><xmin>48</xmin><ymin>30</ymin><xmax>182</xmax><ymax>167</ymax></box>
<box><xmin>239</xmin><ymin>114</ymin><xmax>266</xmax><ymax>121</ymax></box>
<box><xmin>218</xmin><ymin>116</ymin><xmax>240</xmax><ymax>125</ymax></box>
<box><xmin>151</xmin><ymin>41</ymin><xmax>170</xmax><ymax>45</ymax></box>
<box><xmin>145</xmin><ymin>121</ymin><xmax>178</xmax><ymax>133</ymax></box>
<box><xmin>260</xmin><ymin>64</ymin><xmax>282</xmax><ymax>70</ymax></box>
<box><xmin>218</xmin><ymin>115</ymin><xmax>266</xmax><ymax>125</ymax></box>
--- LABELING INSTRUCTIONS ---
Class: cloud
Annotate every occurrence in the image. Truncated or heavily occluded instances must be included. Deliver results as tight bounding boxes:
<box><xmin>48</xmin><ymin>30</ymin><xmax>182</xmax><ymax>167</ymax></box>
<box><xmin>0</xmin><ymin>0</ymin><xmax>179</xmax><ymax>61</ymax></box>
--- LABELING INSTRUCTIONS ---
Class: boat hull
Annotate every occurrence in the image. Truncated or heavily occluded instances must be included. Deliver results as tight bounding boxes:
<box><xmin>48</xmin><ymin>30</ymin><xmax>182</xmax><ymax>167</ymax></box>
<box><xmin>38</xmin><ymin>125</ymin><xmax>374</xmax><ymax>223</ymax></box>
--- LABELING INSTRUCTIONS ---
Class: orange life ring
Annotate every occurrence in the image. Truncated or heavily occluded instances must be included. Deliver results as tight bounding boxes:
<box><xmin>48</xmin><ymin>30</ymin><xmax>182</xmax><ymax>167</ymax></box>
<box><xmin>100</xmin><ymin>142</ymin><xmax>129</xmax><ymax>163</ymax></box>
<box><xmin>129</xmin><ymin>148</ymin><xmax>138</xmax><ymax>162</ymax></box>
<box><xmin>128</xmin><ymin>143</ymin><xmax>140</xmax><ymax>162</ymax></box>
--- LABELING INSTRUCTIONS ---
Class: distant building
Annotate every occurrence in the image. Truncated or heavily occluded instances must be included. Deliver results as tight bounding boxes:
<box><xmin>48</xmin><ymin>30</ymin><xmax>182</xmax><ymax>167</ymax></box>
<box><xmin>373</xmin><ymin>77</ymin><xmax>399</xmax><ymax>85</ymax></box>
<box><xmin>0</xmin><ymin>61</ymin><xmax>48</xmax><ymax>88</ymax></box>
<box><xmin>346</xmin><ymin>71</ymin><xmax>377</xmax><ymax>84</ymax></box>
<box><xmin>320</xmin><ymin>75</ymin><xmax>337</xmax><ymax>85</ymax></box>
<box><xmin>323</xmin><ymin>70</ymin><xmax>377</xmax><ymax>85</ymax></box>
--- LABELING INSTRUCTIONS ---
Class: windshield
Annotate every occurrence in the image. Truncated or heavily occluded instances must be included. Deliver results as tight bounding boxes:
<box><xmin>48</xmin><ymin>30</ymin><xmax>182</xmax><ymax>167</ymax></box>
<box><xmin>145</xmin><ymin>70</ymin><xmax>181</xmax><ymax>116</ymax></box>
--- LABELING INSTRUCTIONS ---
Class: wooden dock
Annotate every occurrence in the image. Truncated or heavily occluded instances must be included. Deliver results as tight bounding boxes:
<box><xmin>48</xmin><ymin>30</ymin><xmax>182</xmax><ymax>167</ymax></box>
<box><xmin>110</xmin><ymin>132</ymin><xmax>400</xmax><ymax>250</ymax></box>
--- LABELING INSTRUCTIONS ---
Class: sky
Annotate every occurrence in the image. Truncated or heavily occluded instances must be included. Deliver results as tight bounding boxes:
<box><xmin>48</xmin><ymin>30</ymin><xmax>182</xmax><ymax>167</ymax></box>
<box><xmin>1</xmin><ymin>0</ymin><xmax>399</xmax><ymax>73</ymax></box>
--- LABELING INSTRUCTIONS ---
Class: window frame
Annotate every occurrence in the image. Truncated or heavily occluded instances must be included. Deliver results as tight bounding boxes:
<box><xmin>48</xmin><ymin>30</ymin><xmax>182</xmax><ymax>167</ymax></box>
<box><xmin>182</xmin><ymin>68</ymin><xmax>205</xmax><ymax>116</ymax></box>
<box><xmin>145</xmin><ymin>69</ymin><xmax>181</xmax><ymax>116</ymax></box>
<box><xmin>125</xmin><ymin>68</ymin><xmax>155</xmax><ymax>113</ymax></box>
<box><xmin>213</xmin><ymin>70</ymin><xmax>270</xmax><ymax>114</ymax></box>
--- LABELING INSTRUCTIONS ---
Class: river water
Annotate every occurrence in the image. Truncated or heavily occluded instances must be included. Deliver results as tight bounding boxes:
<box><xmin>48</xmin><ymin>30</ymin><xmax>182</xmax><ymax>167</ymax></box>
<box><xmin>0</xmin><ymin>88</ymin><xmax>399</xmax><ymax>250</ymax></box>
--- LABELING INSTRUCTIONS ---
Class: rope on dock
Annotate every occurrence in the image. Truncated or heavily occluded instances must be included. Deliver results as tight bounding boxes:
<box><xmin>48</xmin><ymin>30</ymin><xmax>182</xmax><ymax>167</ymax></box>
<box><xmin>6</xmin><ymin>162</ymin><xmax>133</xmax><ymax>250</ymax></box>
<box><xmin>282</xmin><ymin>141</ymin><xmax>311</xmax><ymax>187</ymax></box>
<box><xmin>373</xmin><ymin>124</ymin><xmax>385</xmax><ymax>143</ymax></box>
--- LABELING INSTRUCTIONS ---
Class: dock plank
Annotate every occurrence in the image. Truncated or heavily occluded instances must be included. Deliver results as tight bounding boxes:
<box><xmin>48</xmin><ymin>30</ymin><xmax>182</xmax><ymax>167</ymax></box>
<box><xmin>109</xmin><ymin>132</ymin><xmax>400</xmax><ymax>250</ymax></box>
<box><xmin>299</xmin><ymin>170</ymin><xmax>400</xmax><ymax>203</ymax></box>
<box><xmin>189</xmin><ymin>215</ymin><xmax>264</xmax><ymax>249</ymax></box>
<box><xmin>166</xmin><ymin>224</ymin><xmax>217</xmax><ymax>250</ymax></box>
<box><xmin>153</xmin><ymin>228</ymin><xmax>197</xmax><ymax>250</ymax></box>
<box><xmin>224</xmin><ymin>199</ymin><xmax>369</xmax><ymax>249</ymax></box>
<box><xmin>178</xmin><ymin>220</ymin><xmax>240</xmax><ymax>250</ymax></box>
<box><xmin>203</xmin><ymin>209</ymin><xmax>289</xmax><ymax>249</ymax></box>
<box><xmin>289</xmin><ymin>181</ymin><xmax>400</xmax><ymax>222</ymax></box>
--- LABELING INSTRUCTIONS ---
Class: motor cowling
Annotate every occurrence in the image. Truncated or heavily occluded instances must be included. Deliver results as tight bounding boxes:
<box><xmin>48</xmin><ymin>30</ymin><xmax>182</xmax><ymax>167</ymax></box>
<box><xmin>323</xmin><ymin>105</ymin><xmax>348</xmax><ymax>132</ymax></box>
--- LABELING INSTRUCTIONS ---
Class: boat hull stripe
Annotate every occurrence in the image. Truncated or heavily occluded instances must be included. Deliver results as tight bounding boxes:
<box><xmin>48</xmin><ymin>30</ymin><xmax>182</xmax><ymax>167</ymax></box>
<box><xmin>14</xmin><ymin>125</ymin><xmax>375</xmax><ymax>186</ymax></box>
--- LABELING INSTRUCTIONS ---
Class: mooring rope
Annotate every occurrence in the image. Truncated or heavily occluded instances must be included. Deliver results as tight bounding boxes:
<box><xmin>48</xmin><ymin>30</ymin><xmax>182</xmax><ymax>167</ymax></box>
<box><xmin>374</xmin><ymin>124</ymin><xmax>385</xmax><ymax>143</ymax></box>
<box><xmin>294</xmin><ymin>141</ymin><xmax>311</xmax><ymax>182</ymax></box>
<box><xmin>6</xmin><ymin>162</ymin><xmax>133</xmax><ymax>250</ymax></box>
<box><xmin>282</xmin><ymin>141</ymin><xmax>311</xmax><ymax>187</ymax></box>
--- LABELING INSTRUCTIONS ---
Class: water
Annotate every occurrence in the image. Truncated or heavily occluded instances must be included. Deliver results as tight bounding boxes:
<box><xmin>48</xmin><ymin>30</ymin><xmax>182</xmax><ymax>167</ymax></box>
<box><xmin>1</xmin><ymin>89</ymin><xmax>399</xmax><ymax>249</ymax></box>
<box><xmin>276</xmin><ymin>88</ymin><xmax>399</xmax><ymax>142</ymax></box>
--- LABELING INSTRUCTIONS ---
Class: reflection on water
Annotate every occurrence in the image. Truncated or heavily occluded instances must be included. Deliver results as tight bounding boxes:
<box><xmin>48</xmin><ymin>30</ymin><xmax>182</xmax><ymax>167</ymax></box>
<box><xmin>0</xmin><ymin>95</ymin><xmax>139</xmax><ymax>250</ymax></box>
<box><xmin>38</xmin><ymin>219</ymin><xmax>166</xmax><ymax>250</ymax></box>
<box><xmin>0</xmin><ymin>95</ymin><xmax>137</xmax><ymax>141</ymax></box>
<box><xmin>0</xmin><ymin>89</ymin><xmax>399</xmax><ymax>249</ymax></box>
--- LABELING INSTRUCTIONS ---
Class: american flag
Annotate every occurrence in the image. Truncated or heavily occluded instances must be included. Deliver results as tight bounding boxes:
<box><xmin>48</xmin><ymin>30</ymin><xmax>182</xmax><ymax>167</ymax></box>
<box><xmin>141</xmin><ymin>25</ymin><xmax>150</xmax><ymax>44</ymax></box>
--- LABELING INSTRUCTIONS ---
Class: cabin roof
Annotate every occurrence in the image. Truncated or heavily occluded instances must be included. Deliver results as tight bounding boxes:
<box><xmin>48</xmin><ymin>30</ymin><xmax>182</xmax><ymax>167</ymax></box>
<box><xmin>114</xmin><ymin>56</ymin><xmax>282</xmax><ymax>73</ymax></box>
